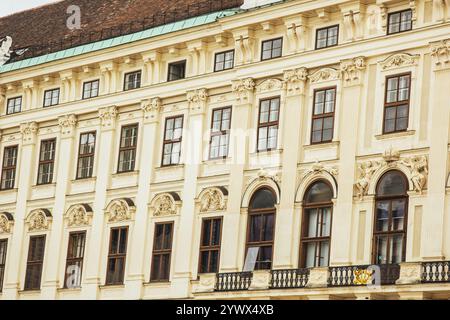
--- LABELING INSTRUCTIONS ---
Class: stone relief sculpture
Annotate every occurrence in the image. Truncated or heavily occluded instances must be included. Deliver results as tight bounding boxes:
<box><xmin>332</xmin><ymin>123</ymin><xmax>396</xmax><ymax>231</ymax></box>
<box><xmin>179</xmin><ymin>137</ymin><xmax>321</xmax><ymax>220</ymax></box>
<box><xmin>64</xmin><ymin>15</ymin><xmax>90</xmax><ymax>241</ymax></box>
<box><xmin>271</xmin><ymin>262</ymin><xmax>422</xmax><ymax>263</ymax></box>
<box><xmin>106</xmin><ymin>198</ymin><xmax>135</xmax><ymax>222</ymax></box>
<box><xmin>27</xmin><ymin>209</ymin><xmax>52</xmax><ymax>232</ymax></box>
<box><xmin>355</xmin><ymin>161</ymin><xmax>382</xmax><ymax>200</ymax></box>
<box><xmin>400</xmin><ymin>156</ymin><xmax>428</xmax><ymax>194</ymax></box>
<box><xmin>151</xmin><ymin>193</ymin><xmax>179</xmax><ymax>216</ymax></box>
<box><xmin>199</xmin><ymin>188</ymin><xmax>227</xmax><ymax>213</ymax></box>
<box><xmin>65</xmin><ymin>205</ymin><xmax>92</xmax><ymax>227</ymax></box>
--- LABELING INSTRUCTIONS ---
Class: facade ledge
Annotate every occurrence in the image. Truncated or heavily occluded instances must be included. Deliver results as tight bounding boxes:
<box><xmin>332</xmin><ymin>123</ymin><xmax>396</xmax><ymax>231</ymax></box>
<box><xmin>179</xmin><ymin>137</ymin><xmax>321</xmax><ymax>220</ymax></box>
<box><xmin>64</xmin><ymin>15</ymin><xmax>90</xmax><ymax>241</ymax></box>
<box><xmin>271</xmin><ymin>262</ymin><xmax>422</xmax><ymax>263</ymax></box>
<box><xmin>0</xmin><ymin>188</ymin><xmax>17</xmax><ymax>194</ymax></box>
<box><xmin>143</xmin><ymin>281</ymin><xmax>171</xmax><ymax>288</ymax></box>
<box><xmin>375</xmin><ymin>130</ymin><xmax>416</xmax><ymax>140</ymax></box>
<box><xmin>303</xmin><ymin>141</ymin><xmax>340</xmax><ymax>151</ymax></box>
<box><xmin>111</xmin><ymin>170</ymin><xmax>140</xmax><ymax>178</ymax></box>
<box><xmin>57</xmin><ymin>287</ymin><xmax>82</xmax><ymax>292</ymax></box>
<box><xmin>71</xmin><ymin>177</ymin><xmax>97</xmax><ymax>184</ymax></box>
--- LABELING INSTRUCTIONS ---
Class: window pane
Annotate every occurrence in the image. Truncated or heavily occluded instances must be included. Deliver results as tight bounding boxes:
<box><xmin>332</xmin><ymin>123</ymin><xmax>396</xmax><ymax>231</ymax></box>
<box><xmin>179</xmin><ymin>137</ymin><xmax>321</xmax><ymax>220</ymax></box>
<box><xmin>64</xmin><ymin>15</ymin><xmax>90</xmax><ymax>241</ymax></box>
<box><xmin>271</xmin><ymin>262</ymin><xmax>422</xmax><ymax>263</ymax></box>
<box><xmin>306</xmin><ymin>209</ymin><xmax>318</xmax><ymax>237</ymax></box>
<box><xmin>250</xmin><ymin>188</ymin><xmax>276</xmax><ymax>209</ymax></box>
<box><xmin>376</xmin><ymin>201</ymin><xmax>390</xmax><ymax>232</ymax></box>
<box><xmin>375</xmin><ymin>235</ymin><xmax>388</xmax><ymax>264</ymax></box>
<box><xmin>305</xmin><ymin>243</ymin><xmax>317</xmax><ymax>268</ymax></box>
<box><xmin>391</xmin><ymin>200</ymin><xmax>406</xmax><ymax>231</ymax></box>
<box><xmin>305</xmin><ymin>181</ymin><xmax>333</xmax><ymax>203</ymax></box>
<box><xmin>377</xmin><ymin>171</ymin><xmax>407</xmax><ymax>196</ymax></box>
<box><xmin>319</xmin><ymin>242</ymin><xmax>330</xmax><ymax>266</ymax></box>
<box><xmin>390</xmin><ymin>235</ymin><xmax>404</xmax><ymax>263</ymax></box>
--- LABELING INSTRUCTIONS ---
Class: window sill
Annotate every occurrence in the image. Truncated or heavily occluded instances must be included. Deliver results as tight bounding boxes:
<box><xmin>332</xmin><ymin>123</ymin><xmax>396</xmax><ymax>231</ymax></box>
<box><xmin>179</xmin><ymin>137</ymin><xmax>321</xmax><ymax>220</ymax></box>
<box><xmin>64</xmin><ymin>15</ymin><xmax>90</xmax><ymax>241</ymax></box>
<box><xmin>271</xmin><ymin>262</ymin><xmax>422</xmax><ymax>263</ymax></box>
<box><xmin>112</xmin><ymin>170</ymin><xmax>139</xmax><ymax>177</ymax></box>
<box><xmin>155</xmin><ymin>164</ymin><xmax>185</xmax><ymax>171</ymax></box>
<box><xmin>0</xmin><ymin>188</ymin><xmax>18</xmax><ymax>193</ymax></box>
<box><xmin>57</xmin><ymin>287</ymin><xmax>82</xmax><ymax>292</ymax></box>
<box><xmin>99</xmin><ymin>284</ymin><xmax>125</xmax><ymax>289</ymax></box>
<box><xmin>144</xmin><ymin>281</ymin><xmax>171</xmax><ymax>287</ymax></box>
<box><xmin>203</xmin><ymin>157</ymin><xmax>230</xmax><ymax>165</ymax></box>
<box><xmin>375</xmin><ymin>130</ymin><xmax>415</xmax><ymax>140</ymax></box>
<box><xmin>31</xmin><ymin>183</ymin><xmax>56</xmax><ymax>190</ymax></box>
<box><xmin>18</xmin><ymin>290</ymin><xmax>41</xmax><ymax>294</ymax></box>
<box><xmin>71</xmin><ymin>177</ymin><xmax>97</xmax><ymax>183</ymax></box>
<box><xmin>251</xmin><ymin>149</ymin><xmax>283</xmax><ymax>156</ymax></box>
<box><xmin>303</xmin><ymin>141</ymin><xmax>339</xmax><ymax>150</ymax></box>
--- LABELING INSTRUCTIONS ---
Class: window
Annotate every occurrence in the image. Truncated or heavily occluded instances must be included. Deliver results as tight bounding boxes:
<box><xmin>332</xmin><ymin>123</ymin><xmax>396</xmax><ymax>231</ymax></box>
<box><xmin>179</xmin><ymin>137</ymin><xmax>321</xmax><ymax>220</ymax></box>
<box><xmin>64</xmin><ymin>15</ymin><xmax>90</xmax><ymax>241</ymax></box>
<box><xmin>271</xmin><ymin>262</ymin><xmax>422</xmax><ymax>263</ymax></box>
<box><xmin>76</xmin><ymin>132</ymin><xmax>96</xmax><ymax>179</ymax></box>
<box><xmin>43</xmin><ymin>88</ymin><xmax>60</xmax><ymax>107</ymax></box>
<box><xmin>64</xmin><ymin>231</ymin><xmax>86</xmax><ymax>289</ymax></box>
<box><xmin>162</xmin><ymin>116</ymin><xmax>183</xmax><ymax>166</ymax></box>
<box><xmin>106</xmin><ymin>227</ymin><xmax>128</xmax><ymax>285</ymax></box>
<box><xmin>37</xmin><ymin>139</ymin><xmax>56</xmax><ymax>185</ymax></box>
<box><xmin>383</xmin><ymin>73</ymin><xmax>411</xmax><ymax>134</ymax></box>
<box><xmin>257</xmin><ymin>97</ymin><xmax>280</xmax><ymax>152</ymax></box>
<box><xmin>245</xmin><ymin>188</ymin><xmax>276</xmax><ymax>270</ymax></box>
<box><xmin>214</xmin><ymin>50</ymin><xmax>234</xmax><ymax>72</ymax></box>
<box><xmin>151</xmin><ymin>222</ymin><xmax>174</xmax><ymax>282</ymax></box>
<box><xmin>6</xmin><ymin>96</ymin><xmax>22</xmax><ymax>115</ymax></box>
<box><xmin>0</xmin><ymin>239</ymin><xmax>7</xmax><ymax>292</ymax></box>
<box><xmin>198</xmin><ymin>218</ymin><xmax>222</xmax><ymax>274</ymax></box>
<box><xmin>311</xmin><ymin>87</ymin><xmax>336</xmax><ymax>144</ymax></box>
<box><xmin>261</xmin><ymin>38</ymin><xmax>283</xmax><ymax>61</ymax></box>
<box><xmin>167</xmin><ymin>61</ymin><xmax>186</xmax><ymax>82</ymax></box>
<box><xmin>315</xmin><ymin>25</ymin><xmax>339</xmax><ymax>49</ymax></box>
<box><xmin>209</xmin><ymin>107</ymin><xmax>232</xmax><ymax>159</ymax></box>
<box><xmin>388</xmin><ymin>9</ymin><xmax>413</xmax><ymax>34</ymax></box>
<box><xmin>373</xmin><ymin>171</ymin><xmax>408</xmax><ymax>265</ymax></box>
<box><xmin>1</xmin><ymin>146</ymin><xmax>18</xmax><ymax>190</ymax></box>
<box><xmin>24</xmin><ymin>235</ymin><xmax>46</xmax><ymax>291</ymax></box>
<box><xmin>82</xmin><ymin>80</ymin><xmax>99</xmax><ymax>99</ymax></box>
<box><xmin>117</xmin><ymin>125</ymin><xmax>138</xmax><ymax>173</ymax></box>
<box><xmin>123</xmin><ymin>71</ymin><xmax>141</xmax><ymax>91</ymax></box>
<box><xmin>300</xmin><ymin>181</ymin><xmax>333</xmax><ymax>268</ymax></box>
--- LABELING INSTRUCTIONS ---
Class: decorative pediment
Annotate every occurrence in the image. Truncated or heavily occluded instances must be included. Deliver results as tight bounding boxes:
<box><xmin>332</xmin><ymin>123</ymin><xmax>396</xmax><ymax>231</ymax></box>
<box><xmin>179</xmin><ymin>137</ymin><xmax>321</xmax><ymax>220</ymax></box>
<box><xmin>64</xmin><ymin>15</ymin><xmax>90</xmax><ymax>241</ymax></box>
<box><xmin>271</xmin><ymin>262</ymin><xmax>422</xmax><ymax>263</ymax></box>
<box><xmin>150</xmin><ymin>192</ymin><xmax>181</xmax><ymax>217</ymax></box>
<box><xmin>106</xmin><ymin>198</ymin><xmax>135</xmax><ymax>223</ymax></box>
<box><xmin>308</xmin><ymin>67</ymin><xmax>340</xmax><ymax>84</ymax></box>
<box><xmin>380</xmin><ymin>53</ymin><xmax>419</xmax><ymax>70</ymax></box>
<box><xmin>0</xmin><ymin>212</ymin><xmax>14</xmax><ymax>234</ymax></box>
<box><xmin>26</xmin><ymin>209</ymin><xmax>52</xmax><ymax>232</ymax></box>
<box><xmin>256</xmin><ymin>78</ymin><xmax>283</xmax><ymax>93</ymax></box>
<box><xmin>198</xmin><ymin>187</ymin><xmax>228</xmax><ymax>213</ymax></box>
<box><xmin>65</xmin><ymin>204</ymin><xmax>93</xmax><ymax>227</ymax></box>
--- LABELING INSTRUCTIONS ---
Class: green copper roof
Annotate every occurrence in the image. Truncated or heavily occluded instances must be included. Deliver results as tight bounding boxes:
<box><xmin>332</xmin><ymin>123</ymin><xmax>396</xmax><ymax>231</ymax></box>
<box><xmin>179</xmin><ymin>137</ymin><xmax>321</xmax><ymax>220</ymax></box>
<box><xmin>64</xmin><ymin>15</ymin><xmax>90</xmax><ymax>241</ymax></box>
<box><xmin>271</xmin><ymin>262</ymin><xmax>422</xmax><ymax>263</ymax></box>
<box><xmin>0</xmin><ymin>9</ymin><xmax>242</xmax><ymax>74</ymax></box>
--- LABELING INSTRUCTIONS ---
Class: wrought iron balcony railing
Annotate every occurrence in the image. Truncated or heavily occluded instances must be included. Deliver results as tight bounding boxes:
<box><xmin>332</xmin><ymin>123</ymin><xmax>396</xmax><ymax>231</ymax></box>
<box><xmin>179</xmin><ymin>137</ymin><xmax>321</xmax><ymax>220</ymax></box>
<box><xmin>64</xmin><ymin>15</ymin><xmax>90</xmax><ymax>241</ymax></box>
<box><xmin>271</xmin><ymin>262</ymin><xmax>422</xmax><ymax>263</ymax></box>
<box><xmin>215</xmin><ymin>272</ymin><xmax>253</xmax><ymax>292</ymax></box>
<box><xmin>422</xmin><ymin>261</ymin><xmax>450</xmax><ymax>283</ymax></box>
<box><xmin>328</xmin><ymin>264</ymin><xmax>400</xmax><ymax>287</ymax></box>
<box><xmin>270</xmin><ymin>269</ymin><xmax>310</xmax><ymax>289</ymax></box>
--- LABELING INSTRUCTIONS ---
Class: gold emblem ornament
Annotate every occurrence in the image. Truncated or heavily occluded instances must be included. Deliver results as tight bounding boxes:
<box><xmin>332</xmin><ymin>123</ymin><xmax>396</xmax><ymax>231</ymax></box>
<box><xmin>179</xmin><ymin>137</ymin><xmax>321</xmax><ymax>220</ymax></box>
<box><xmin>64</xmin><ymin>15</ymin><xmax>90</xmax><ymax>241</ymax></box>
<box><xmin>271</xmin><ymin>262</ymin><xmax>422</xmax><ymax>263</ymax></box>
<box><xmin>353</xmin><ymin>268</ymin><xmax>373</xmax><ymax>285</ymax></box>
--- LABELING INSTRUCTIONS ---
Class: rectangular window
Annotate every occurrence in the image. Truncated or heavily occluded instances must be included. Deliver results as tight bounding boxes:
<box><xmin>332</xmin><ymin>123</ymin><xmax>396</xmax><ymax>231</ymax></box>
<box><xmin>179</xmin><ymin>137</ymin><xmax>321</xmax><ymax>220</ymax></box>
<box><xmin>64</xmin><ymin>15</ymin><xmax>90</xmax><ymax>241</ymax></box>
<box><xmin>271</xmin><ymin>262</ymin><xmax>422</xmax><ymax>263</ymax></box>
<box><xmin>37</xmin><ymin>139</ymin><xmax>56</xmax><ymax>185</ymax></box>
<box><xmin>123</xmin><ymin>71</ymin><xmax>141</xmax><ymax>91</ymax></box>
<box><xmin>64</xmin><ymin>231</ymin><xmax>86</xmax><ymax>289</ymax></box>
<box><xmin>168</xmin><ymin>61</ymin><xmax>186</xmax><ymax>82</ymax></box>
<box><xmin>198</xmin><ymin>218</ymin><xmax>222</xmax><ymax>274</ymax></box>
<box><xmin>6</xmin><ymin>96</ymin><xmax>22</xmax><ymax>115</ymax></box>
<box><xmin>388</xmin><ymin>9</ymin><xmax>413</xmax><ymax>35</ymax></box>
<box><xmin>246</xmin><ymin>212</ymin><xmax>275</xmax><ymax>270</ymax></box>
<box><xmin>150</xmin><ymin>222</ymin><xmax>174</xmax><ymax>282</ymax></box>
<box><xmin>315</xmin><ymin>25</ymin><xmax>339</xmax><ymax>49</ymax></box>
<box><xmin>76</xmin><ymin>132</ymin><xmax>96</xmax><ymax>179</ymax></box>
<box><xmin>105</xmin><ymin>227</ymin><xmax>128</xmax><ymax>285</ymax></box>
<box><xmin>257</xmin><ymin>97</ymin><xmax>280</xmax><ymax>152</ymax></box>
<box><xmin>162</xmin><ymin>116</ymin><xmax>183</xmax><ymax>166</ymax></box>
<box><xmin>82</xmin><ymin>80</ymin><xmax>100</xmax><ymax>99</ymax></box>
<box><xmin>209</xmin><ymin>107</ymin><xmax>232</xmax><ymax>159</ymax></box>
<box><xmin>311</xmin><ymin>87</ymin><xmax>336</xmax><ymax>144</ymax></box>
<box><xmin>1</xmin><ymin>145</ymin><xmax>18</xmax><ymax>190</ymax></box>
<box><xmin>214</xmin><ymin>50</ymin><xmax>234</xmax><ymax>72</ymax></box>
<box><xmin>261</xmin><ymin>38</ymin><xmax>283</xmax><ymax>61</ymax></box>
<box><xmin>24</xmin><ymin>235</ymin><xmax>46</xmax><ymax>291</ymax></box>
<box><xmin>383</xmin><ymin>73</ymin><xmax>411</xmax><ymax>134</ymax></box>
<box><xmin>43</xmin><ymin>88</ymin><xmax>60</xmax><ymax>107</ymax></box>
<box><xmin>0</xmin><ymin>239</ymin><xmax>7</xmax><ymax>292</ymax></box>
<box><xmin>117</xmin><ymin>125</ymin><xmax>138</xmax><ymax>173</ymax></box>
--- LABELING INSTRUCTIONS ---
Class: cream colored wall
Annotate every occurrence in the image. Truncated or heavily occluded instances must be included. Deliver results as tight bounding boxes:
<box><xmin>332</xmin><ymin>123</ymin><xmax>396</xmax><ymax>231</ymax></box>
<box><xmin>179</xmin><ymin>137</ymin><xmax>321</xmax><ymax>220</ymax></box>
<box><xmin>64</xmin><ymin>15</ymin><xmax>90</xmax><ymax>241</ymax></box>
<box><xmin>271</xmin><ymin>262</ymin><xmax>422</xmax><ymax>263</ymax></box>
<box><xmin>0</xmin><ymin>0</ymin><xmax>449</xmax><ymax>300</ymax></box>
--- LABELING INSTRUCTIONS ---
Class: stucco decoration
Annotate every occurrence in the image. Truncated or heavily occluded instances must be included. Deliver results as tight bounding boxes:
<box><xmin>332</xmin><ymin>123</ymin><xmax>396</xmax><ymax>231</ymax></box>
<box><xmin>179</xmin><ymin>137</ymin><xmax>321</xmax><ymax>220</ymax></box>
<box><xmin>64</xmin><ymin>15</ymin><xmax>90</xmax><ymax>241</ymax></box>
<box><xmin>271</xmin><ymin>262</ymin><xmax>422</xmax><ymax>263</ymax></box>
<box><xmin>380</xmin><ymin>53</ymin><xmax>419</xmax><ymax>70</ymax></box>
<box><xmin>26</xmin><ymin>209</ymin><xmax>52</xmax><ymax>232</ymax></box>
<box><xmin>198</xmin><ymin>187</ymin><xmax>228</xmax><ymax>213</ymax></box>
<box><xmin>241</xmin><ymin>169</ymin><xmax>281</xmax><ymax>208</ymax></box>
<box><xmin>355</xmin><ymin>160</ymin><xmax>383</xmax><ymax>200</ymax></box>
<box><xmin>98</xmin><ymin>106</ymin><xmax>118</xmax><ymax>128</ymax></box>
<box><xmin>0</xmin><ymin>212</ymin><xmax>14</xmax><ymax>234</ymax></box>
<box><xmin>296</xmin><ymin>161</ymin><xmax>338</xmax><ymax>202</ymax></box>
<box><xmin>187</xmin><ymin>88</ymin><xmax>208</xmax><ymax>113</ymax></box>
<box><xmin>150</xmin><ymin>192</ymin><xmax>181</xmax><ymax>216</ymax></box>
<box><xmin>308</xmin><ymin>67</ymin><xmax>340</xmax><ymax>83</ymax></box>
<box><xmin>106</xmin><ymin>198</ymin><xmax>136</xmax><ymax>223</ymax></box>
<box><xmin>256</xmin><ymin>78</ymin><xmax>283</xmax><ymax>93</ymax></box>
<box><xmin>58</xmin><ymin>114</ymin><xmax>78</xmax><ymax>136</ymax></box>
<box><xmin>232</xmin><ymin>78</ymin><xmax>255</xmax><ymax>104</ymax></box>
<box><xmin>399</xmin><ymin>156</ymin><xmax>428</xmax><ymax>194</ymax></box>
<box><xmin>65</xmin><ymin>204</ymin><xmax>93</xmax><ymax>227</ymax></box>
<box><xmin>20</xmin><ymin>121</ymin><xmax>38</xmax><ymax>143</ymax></box>
<box><xmin>283</xmin><ymin>67</ymin><xmax>308</xmax><ymax>95</ymax></box>
<box><xmin>430</xmin><ymin>39</ymin><xmax>450</xmax><ymax>66</ymax></box>
<box><xmin>340</xmin><ymin>56</ymin><xmax>366</xmax><ymax>83</ymax></box>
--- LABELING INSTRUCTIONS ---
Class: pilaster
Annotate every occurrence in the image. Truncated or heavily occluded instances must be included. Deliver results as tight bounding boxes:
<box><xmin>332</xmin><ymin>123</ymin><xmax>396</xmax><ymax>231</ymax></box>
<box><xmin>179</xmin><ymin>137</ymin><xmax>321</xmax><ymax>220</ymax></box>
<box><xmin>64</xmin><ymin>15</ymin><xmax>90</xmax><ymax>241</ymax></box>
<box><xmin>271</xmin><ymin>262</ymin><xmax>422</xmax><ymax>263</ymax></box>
<box><xmin>141</xmin><ymin>51</ymin><xmax>162</xmax><ymax>85</ymax></box>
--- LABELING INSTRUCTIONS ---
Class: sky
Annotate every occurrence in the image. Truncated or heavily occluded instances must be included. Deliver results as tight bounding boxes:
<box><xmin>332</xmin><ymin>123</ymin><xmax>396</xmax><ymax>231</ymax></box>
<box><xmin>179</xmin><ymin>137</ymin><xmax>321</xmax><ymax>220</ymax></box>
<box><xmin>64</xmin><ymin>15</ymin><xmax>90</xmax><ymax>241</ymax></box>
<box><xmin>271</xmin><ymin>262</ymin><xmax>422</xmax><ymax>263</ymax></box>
<box><xmin>0</xmin><ymin>0</ymin><xmax>59</xmax><ymax>17</ymax></box>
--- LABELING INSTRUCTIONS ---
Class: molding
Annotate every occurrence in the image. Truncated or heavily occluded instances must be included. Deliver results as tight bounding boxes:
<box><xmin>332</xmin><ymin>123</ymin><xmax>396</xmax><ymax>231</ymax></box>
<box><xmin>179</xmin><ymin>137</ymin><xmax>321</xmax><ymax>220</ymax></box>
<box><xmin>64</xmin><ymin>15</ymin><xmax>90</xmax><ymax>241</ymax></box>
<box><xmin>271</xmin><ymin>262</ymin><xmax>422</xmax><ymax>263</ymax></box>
<box><xmin>106</xmin><ymin>198</ymin><xmax>136</xmax><ymax>223</ymax></box>
<box><xmin>340</xmin><ymin>56</ymin><xmax>366</xmax><ymax>85</ymax></box>
<box><xmin>26</xmin><ymin>209</ymin><xmax>52</xmax><ymax>232</ymax></box>
<box><xmin>187</xmin><ymin>88</ymin><xmax>208</xmax><ymax>114</ymax></box>
<box><xmin>379</xmin><ymin>53</ymin><xmax>419</xmax><ymax>71</ymax></box>
<box><xmin>64</xmin><ymin>204</ymin><xmax>93</xmax><ymax>228</ymax></box>
<box><xmin>197</xmin><ymin>187</ymin><xmax>228</xmax><ymax>213</ymax></box>
<box><xmin>308</xmin><ymin>67</ymin><xmax>340</xmax><ymax>84</ymax></box>
<box><xmin>98</xmin><ymin>106</ymin><xmax>118</xmax><ymax>130</ymax></box>
<box><xmin>231</xmin><ymin>78</ymin><xmax>255</xmax><ymax>104</ymax></box>
<box><xmin>430</xmin><ymin>39</ymin><xmax>450</xmax><ymax>69</ymax></box>
<box><xmin>58</xmin><ymin>114</ymin><xmax>78</xmax><ymax>137</ymax></box>
<box><xmin>283</xmin><ymin>67</ymin><xmax>308</xmax><ymax>96</ymax></box>
<box><xmin>149</xmin><ymin>192</ymin><xmax>181</xmax><ymax>217</ymax></box>
<box><xmin>0</xmin><ymin>212</ymin><xmax>14</xmax><ymax>234</ymax></box>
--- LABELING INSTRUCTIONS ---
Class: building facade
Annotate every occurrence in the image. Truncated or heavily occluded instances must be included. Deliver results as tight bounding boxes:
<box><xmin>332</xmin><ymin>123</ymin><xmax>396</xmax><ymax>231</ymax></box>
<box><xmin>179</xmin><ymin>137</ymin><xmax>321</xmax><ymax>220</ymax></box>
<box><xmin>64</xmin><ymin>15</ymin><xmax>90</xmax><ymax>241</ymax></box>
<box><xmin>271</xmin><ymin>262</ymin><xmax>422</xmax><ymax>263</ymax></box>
<box><xmin>0</xmin><ymin>0</ymin><xmax>449</xmax><ymax>300</ymax></box>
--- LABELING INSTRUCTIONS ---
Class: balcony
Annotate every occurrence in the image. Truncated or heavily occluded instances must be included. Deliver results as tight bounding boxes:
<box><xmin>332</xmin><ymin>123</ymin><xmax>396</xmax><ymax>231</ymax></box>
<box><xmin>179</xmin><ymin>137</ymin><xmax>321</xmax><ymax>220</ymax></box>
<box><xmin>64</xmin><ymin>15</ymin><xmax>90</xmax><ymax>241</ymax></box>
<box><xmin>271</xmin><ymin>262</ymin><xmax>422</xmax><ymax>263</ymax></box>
<box><xmin>270</xmin><ymin>269</ymin><xmax>310</xmax><ymax>289</ymax></box>
<box><xmin>215</xmin><ymin>272</ymin><xmax>253</xmax><ymax>292</ymax></box>
<box><xmin>328</xmin><ymin>264</ymin><xmax>400</xmax><ymax>287</ymax></box>
<box><xmin>422</xmin><ymin>261</ymin><xmax>450</xmax><ymax>283</ymax></box>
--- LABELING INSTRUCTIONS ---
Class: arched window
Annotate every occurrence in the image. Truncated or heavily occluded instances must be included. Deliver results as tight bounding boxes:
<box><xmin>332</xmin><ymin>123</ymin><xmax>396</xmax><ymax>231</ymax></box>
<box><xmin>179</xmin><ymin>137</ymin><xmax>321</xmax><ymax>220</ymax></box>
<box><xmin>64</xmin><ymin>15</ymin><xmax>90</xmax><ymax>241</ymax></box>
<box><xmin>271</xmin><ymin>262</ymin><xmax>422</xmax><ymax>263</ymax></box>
<box><xmin>373</xmin><ymin>170</ymin><xmax>408</xmax><ymax>265</ymax></box>
<box><xmin>245</xmin><ymin>187</ymin><xmax>276</xmax><ymax>270</ymax></box>
<box><xmin>300</xmin><ymin>180</ymin><xmax>333</xmax><ymax>268</ymax></box>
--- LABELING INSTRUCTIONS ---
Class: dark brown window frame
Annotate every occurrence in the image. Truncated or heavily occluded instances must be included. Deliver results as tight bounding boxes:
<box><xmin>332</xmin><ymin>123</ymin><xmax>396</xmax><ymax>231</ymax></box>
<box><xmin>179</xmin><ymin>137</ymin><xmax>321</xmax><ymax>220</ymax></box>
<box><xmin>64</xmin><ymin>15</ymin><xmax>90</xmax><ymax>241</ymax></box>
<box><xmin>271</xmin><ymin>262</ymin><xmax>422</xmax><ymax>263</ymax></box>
<box><xmin>117</xmin><ymin>124</ymin><xmax>139</xmax><ymax>173</ymax></box>
<box><xmin>372</xmin><ymin>171</ymin><xmax>409</xmax><ymax>265</ymax></box>
<box><xmin>43</xmin><ymin>88</ymin><xmax>60</xmax><ymax>107</ymax></box>
<box><xmin>1</xmin><ymin>145</ymin><xmax>18</xmax><ymax>190</ymax></box>
<box><xmin>64</xmin><ymin>231</ymin><xmax>87</xmax><ymax>289</ymax></box>
<box><xmin>76</xmin><ymin>131</ymin><xmax>97</xmax><ymax>180</ymax></box>
<box><xmin>214</xmin><ymin>50</ymin><xmax>235</xmax><ymax>72</ymax></box>
<box><xmin>105</xmin><ymin>226</ymin><xmax>129</xmax><ymax>286</ymax></box>
<box><xmin>82</xmin><ymin>79</ymin><xmax>100</xmax><ymax>99</ymax></box>
<box><xmin>198</xmin><ymin>217</ymin><xmax>223</xmax><ymax>274</ymax></box>
<box><xmin>0</xmin><ymin>239</ymin><xmax>7</xmax><ymax>293</ymax></box>
<box><xmin>383</xmin><ymin>72</ymin><xmax>411</xmax><ymax>134</ymax></box>
<box><xmin>6</xmin><ymin>96</ymin><xmax>22</xmax><ymax>115</ymax></box>
<box><xmin>167</xmin><ymin>60</ymin><xmax>187</xmax><ymax>82</ymax></box>
<box><xmin>209</xmin><ymin>107</ymin><xmax>232</xmax><ymax>160</ymax></box>
<box><xmin>161</xmin><ymin>115</ymin><xmax>184</xmax><ymax>167</ymax></box>
<box><xmin>123</xmin><ymin>70</ymin><xmax>142</xmax><ymax>91</ymax></box>
<box><xmin>387</xmin><ymin>9</ymin><xmax>413</xmax><ymax>35</ymax></box>
<box><xmin>257</xmin><ymin>96</ymin><xmax>280</xmax><ymax>152</ymax></box>
<box><xmin>37</xmin><ymin>138</ymin><xmax>57</xmax><ymax>185</ymax></box>
<box><xmin>310</xmin><ymin>87</ymin><xmax>337</xmax><ymax>145</ymax></box>
<box><xmin>150</xmin><ymin>222</ymin><xmax>174</xmax><ymax>282</ymax></box>
<box><xmin>261</xmin><ymin>37</ymin><xmax>283</xmax><ymax>61</ymax></box>
<box><xmin>315</xmin><ymin>25</ymin><xmax>339</xmax><ymax>50</ymax></box>
<box><xmin>299</xmin><ymin>180</ymin><xmax>334</xmax><ymax>268</ymax></box>
<box><xmin>24</xmin><ymin>235</ymin><xmax>46</xmax><ymax>291</ymax></box>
